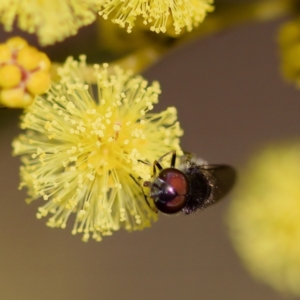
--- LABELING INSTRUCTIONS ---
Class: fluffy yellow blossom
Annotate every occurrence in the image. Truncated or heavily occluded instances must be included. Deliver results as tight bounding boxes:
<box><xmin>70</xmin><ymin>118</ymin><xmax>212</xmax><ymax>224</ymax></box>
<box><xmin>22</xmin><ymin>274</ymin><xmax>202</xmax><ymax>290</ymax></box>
<box><xmin>99</xmin><ymin>0</ymin><xmax>214</xmax><ymax>35</ymax></box>
<box><xmin>0</xmin><ymin>1</ymin><xmax>100</xmax><ymax>46</ymax></box>
<box><xmin>278</xmin><ymin>18</ymin><xmax>300</xmax><ymax>86</ymax></box>
<box><xmin>12</xmin><ymin>56</ymin><xmax>183</xmax><ymax>242</ymax></box>
<box><xmin>227</xmin><ymin>141</ymin><xmax>300</xmax><ymax>296</ymax></box>
<box><xmin>0</xmin><ymin>37</ymin><xmax>51</xmax><ymax>108</ymax></box>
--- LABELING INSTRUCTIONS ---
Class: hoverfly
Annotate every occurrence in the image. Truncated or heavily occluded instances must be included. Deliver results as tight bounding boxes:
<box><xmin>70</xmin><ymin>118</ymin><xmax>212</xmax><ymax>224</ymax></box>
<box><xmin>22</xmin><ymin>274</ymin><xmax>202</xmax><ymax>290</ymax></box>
<box><xmin>138</xmin><ymin>151</ymin><xmax>235</xmax><ymax>214</ymax></box>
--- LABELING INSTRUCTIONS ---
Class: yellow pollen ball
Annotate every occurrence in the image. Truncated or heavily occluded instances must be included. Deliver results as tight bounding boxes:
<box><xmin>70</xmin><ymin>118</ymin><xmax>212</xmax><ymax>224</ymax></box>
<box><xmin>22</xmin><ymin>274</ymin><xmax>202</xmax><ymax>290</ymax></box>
<box><xmin>38</xmin><ymin>53</ymin><xmax>51</xmax><ymax>71</ymax></box>
<box><xmin>0</xmin><ymin>64</ymin><xmax>22</xmax><ymax>88</ymax></box>
<box><xmin>0</xmin><ymin>87</ymin><xmax>34</xmax><ymax>108</ymax></box>
<box><xmin>26</xmin><ymin>71</ymin><xmax>51</xmax><ymax>95</ymax></box>
<box><xmin>17</xmin><ymin>46</ymin><xmax>41</xmax><ymax>71</ymax></box>
<box><xmin>0</xmin><ymin>44</ymin><xmax>12</xmax><ymax>63</ymax></box>
<box><xmin>6</xmin><ymin>37</ymin><xmax>28</xmax><ymax>51</ymax></box>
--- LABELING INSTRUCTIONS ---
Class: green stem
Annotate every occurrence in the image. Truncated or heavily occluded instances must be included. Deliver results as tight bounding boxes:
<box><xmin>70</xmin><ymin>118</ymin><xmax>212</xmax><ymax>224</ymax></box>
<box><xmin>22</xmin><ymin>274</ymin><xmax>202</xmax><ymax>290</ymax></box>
<box><xmin>112</xmin><ymin>46</ymin><xmax>166</xmax><ymax>74</ymax></box>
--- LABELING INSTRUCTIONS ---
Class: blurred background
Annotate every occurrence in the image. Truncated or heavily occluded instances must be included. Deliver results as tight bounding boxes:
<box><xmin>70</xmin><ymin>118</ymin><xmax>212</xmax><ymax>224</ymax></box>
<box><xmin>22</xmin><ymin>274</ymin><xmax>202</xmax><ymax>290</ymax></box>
<box><xmin>1</xmin><ymin>2</ymin><xmax>300</xmax><ymax>300</ymax></box>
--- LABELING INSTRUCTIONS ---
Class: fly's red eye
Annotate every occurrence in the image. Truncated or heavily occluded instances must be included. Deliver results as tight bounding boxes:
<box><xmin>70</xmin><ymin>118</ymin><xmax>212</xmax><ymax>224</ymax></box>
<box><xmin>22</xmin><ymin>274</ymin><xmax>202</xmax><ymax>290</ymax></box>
<box><xmin>159</xmin><ymin>168</ymin><xmax>189</xmax><ymax>196</ymax></box>
<box><xmin>151</xmin><ymin>168</ymin><xmax>189</xmax><ymax>214</ymax></box>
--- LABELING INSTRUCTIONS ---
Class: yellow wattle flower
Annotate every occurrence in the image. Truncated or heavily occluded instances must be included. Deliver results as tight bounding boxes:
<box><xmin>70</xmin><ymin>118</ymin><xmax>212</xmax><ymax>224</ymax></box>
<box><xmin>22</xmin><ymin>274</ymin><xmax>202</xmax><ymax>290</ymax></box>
<box><xmin>12</xmin><ymin>56</ymin><xmax>183</xmax><ymax>242</ymax></box>
<box><xmin>0</xmin><ymin>37</ymin><xmax>51</xmax><ymax>108</ymax></box>
<box><xmin>99</xmin><ymin>0</ymin><xmax>214</xmax><ymax>35</ymax></box>
<box><xmin>0</xmin><ymin>1</ymin><xmax>100</xmax><ymax>46</ymax></box>
<box><xmin>227</xmin><ymin>141</ymin><xmax>300</xmax><ymax>296</ymax></box>
<box><xmin>278</xmin><ymin>18</ymin><xmax>300</xmax><ymax>86</ymax></box>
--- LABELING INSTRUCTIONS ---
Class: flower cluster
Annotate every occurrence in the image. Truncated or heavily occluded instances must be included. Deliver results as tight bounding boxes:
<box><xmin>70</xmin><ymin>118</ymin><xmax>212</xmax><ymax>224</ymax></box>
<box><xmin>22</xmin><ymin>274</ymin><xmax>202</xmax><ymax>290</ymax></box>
<box><xmin>0</xmin><ymin>0</ymin><xmax>100</xmax><ymax>46</ymax></box>
<box><xmin>99</xmin><ymin>0</ymin><xmax>214</xmax><ymax>35</ymax></box>
<box><xmin>227</xmin><ymin>142</ymin><xmax>300</xmax><ymax>296</ymax></box>
<box><xmin>13</xmin><ymin>56</ymin><xmax>183</xmax><ymax>242</ymax></box>
<box><xmin>0</xmin><ymin>37</ymin><xmax>51</xmax><ymax>108</ymax></box>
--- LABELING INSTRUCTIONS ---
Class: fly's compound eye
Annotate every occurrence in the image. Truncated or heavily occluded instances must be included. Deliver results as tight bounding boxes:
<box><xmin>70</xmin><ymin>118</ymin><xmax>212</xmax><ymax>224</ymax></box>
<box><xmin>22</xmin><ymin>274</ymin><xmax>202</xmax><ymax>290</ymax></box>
<box><xmin>150</xmin><ymin>168</ymin><xmax>189</xmax><ymax>214</ymax></box>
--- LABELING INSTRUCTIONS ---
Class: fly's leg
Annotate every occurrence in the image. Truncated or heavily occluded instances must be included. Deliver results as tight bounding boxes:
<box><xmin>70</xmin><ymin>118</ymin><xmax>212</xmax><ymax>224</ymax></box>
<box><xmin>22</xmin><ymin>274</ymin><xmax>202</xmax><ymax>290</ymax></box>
<box><xmin>130</xmin><ymin>174</ymin><xmax>158</xmax><ymax>213</ymax></box>
<box><xmin>157</xmin><ymin>150</ymin><xmax>176</xmax><ymax>168</ymax></box>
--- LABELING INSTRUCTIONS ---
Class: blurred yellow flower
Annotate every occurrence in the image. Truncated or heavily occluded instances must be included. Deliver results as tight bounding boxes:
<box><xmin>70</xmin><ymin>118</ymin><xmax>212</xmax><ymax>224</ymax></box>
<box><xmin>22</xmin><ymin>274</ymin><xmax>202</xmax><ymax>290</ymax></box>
<box><xmin>0</xmin><ymin>37</ymin><xmax>51</xmax><ymax>108</ymax></box>
<box><xmin>278</xmin><ymin>18</ymin><xmax>300</xmax><ymax>86</ymax></box>
<box><xmin>227</xmin><ymin>141</ymin><xmax>300</xmax><ymax>296</ymax></box>
<box><xmin>99</xmin><ymin>0</ymin><xmax>214</xmax><ymax>35</ymax></box>
<box><xmin>13</xmin><ymin>56</ymin><xmax>183</xmax><ymax>242</ymax></box>
<box><xmin>0</xmin><ymin>1</ymin><xmax>100</xmax><ymax>46</ymax></box>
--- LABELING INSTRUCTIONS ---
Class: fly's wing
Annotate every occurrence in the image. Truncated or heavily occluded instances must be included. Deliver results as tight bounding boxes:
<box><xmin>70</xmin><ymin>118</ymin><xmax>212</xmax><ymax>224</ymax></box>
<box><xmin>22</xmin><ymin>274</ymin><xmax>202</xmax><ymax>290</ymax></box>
<box><xmin>200</xmin><ymin>164</ymin><xmax>236</xmax><ymax>203</ymax></box>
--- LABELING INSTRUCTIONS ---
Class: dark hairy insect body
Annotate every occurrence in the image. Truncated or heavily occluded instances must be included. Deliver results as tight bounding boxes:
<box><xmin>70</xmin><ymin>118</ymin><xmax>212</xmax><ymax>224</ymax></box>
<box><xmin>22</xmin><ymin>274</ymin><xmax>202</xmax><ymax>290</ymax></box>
<box><xmin>142</xmin><ymin>151</ymin><xmax>236</xmax><ymax>215</ymax></box>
